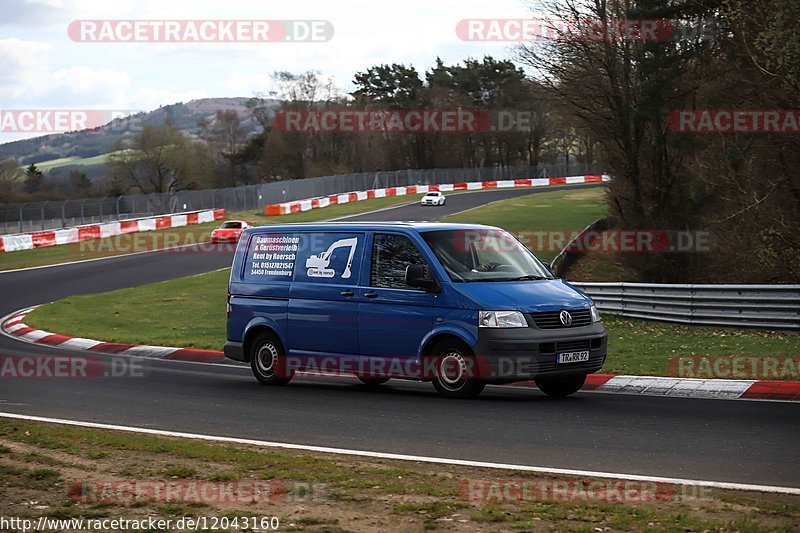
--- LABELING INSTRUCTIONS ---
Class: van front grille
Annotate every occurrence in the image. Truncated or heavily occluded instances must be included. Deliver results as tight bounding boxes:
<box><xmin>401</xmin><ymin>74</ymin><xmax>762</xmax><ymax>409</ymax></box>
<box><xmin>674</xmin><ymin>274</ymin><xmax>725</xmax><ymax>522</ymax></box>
<box><xmin>531</xmin><ymin>309</ymin><xmax>592</xmax><ymax>329</ymax></box>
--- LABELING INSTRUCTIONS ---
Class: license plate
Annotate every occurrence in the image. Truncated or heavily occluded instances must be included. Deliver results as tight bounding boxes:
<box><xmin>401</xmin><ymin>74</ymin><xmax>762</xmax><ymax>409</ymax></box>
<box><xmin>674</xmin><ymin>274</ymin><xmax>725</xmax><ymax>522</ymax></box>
<box><xmin>557</xmin><ymin>351</ymin><xmax>590</xmax><ymax>364</ymax></box>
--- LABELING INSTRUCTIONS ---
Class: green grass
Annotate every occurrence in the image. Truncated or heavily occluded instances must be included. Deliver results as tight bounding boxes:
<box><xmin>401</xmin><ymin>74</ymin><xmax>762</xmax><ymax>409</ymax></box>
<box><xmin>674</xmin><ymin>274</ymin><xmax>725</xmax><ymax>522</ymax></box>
<box><xmin>26</xmin><ymin>269</ymin><xmax>230</xmax><ymax>350</ymax></box>
<box><xmin>601</xmin><ymin>315</ymin><xmax>800</xmax><ymax>376</ymax></box>
<box><xmin>24</xmin><ymin>268</ymin><xmax>800</xmax><ymax>377</ymax></box>
<box><xmin>32</xmin><ymin>150</ymin><xmax>129</xmax><ymax>172</ymax></box>
<box><xmin>468</xmin><ymin>502</ymin><xmax>734</xmax><ymax>532</ymax></box>
<box><xmin>161</xmin><ymin>465</ymin><xmax>197</xmax><ymax>479</ymax></box>
<box><xmin>1</xmin><ymin>417</ymin><xmax>797</xmax><ymax>531</ymax></box>
<box><xmin>442</xmin><ymin>187</ymin><xmax>608</xmax><ymax>262</ymax></box>
<box><xmin>0</xmin><ymin>418</ymin><xmax>428</xmax><ymax>494</ymax></box>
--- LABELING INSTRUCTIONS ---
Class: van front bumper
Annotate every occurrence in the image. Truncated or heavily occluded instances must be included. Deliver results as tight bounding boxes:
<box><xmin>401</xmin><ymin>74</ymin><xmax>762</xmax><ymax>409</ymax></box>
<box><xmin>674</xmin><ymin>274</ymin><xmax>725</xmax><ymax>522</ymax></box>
<box><xmin>472</xmin><ymin>322</ymin><xmax>607</xmax><ymax>383</ymax></box>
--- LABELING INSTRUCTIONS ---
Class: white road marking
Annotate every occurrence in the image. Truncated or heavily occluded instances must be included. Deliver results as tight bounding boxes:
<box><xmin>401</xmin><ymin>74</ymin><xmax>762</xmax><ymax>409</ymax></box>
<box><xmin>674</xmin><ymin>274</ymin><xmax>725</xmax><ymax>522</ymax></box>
<box><xmin>0</xmin><ymin>411</ymin><xmax>797</xmax><ymax>495</ymax></box>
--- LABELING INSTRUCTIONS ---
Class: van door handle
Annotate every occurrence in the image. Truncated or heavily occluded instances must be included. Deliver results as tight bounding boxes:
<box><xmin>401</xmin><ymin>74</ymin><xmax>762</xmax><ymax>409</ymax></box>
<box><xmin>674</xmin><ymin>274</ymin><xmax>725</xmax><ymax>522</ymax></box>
<box><xmin>364</xmin><ymin>292</ymin><xmax>378</xmax><ymax>298</ymax></box>
<box><xmin>340</xmin><ymin>290</ymin><xmax>354</xmax><ymax>297</ymax></box>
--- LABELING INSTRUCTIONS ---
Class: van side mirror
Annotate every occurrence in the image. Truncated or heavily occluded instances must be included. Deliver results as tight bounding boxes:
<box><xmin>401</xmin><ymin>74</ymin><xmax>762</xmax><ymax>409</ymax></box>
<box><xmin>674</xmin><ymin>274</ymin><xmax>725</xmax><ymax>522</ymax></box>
<box><xmin>405</xmin><ymin>264</ymin><xmax>439</xmax><ymax>292</ymax></box>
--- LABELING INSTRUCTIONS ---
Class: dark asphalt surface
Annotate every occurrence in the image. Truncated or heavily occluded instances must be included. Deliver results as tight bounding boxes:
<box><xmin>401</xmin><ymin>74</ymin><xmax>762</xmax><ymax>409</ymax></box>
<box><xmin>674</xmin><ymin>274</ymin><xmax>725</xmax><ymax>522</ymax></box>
<box><xmin>1</xmin><ymin>183</ymin><xmax>798</xmax><ymax>489</ymax></box>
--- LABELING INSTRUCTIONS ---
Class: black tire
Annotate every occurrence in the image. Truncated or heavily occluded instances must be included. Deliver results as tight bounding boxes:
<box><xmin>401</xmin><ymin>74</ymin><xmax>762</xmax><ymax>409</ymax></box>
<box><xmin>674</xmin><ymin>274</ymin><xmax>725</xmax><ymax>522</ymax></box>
<box><xmin>430</xmin><ymin>341</ymin><xmax>485</xmax><ymax>398</ymax></box>
<box><xmin>249</xmin><ymin>333</ymin><xmax>294</xmax><ymax>385</ymax></box>
<box><xmin>535</xmin><ymin>374</ymin><xmax>586</xmax><ymax>398</ymax></box>
<box><xmin>357</xmin><ymin>376</ymin><xmax>390</xmax><ymax>386</ymax></box>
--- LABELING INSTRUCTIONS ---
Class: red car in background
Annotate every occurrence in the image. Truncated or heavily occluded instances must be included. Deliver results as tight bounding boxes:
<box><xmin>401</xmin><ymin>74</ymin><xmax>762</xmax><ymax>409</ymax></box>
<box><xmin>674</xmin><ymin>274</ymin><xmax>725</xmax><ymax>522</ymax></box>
<box><xmin>210</xmin><ymin>220</ymin><xmax>250</xmax><ymax>243</ymax></box>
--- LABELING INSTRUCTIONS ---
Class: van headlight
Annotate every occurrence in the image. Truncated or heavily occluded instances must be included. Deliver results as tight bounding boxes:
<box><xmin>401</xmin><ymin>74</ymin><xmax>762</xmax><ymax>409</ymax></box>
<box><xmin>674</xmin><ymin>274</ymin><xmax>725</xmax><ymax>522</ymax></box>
<box><xmin>479</xmin><ymin>310</ymin><xmax>527</xmax><ymax>328</ymax></box>
<box><xmin>590</xmin><ymin>304</ymin><xmax>601</xmax><ymax>322</ymax></box>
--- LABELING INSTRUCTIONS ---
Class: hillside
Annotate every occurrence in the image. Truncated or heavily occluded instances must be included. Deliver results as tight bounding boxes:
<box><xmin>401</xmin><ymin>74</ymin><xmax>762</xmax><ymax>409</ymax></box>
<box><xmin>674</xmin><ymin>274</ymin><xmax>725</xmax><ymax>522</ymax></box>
<box><xmin>0</xmin><ymin>97</ymin><xmax>277</xmax><ymax>174</ymax></box>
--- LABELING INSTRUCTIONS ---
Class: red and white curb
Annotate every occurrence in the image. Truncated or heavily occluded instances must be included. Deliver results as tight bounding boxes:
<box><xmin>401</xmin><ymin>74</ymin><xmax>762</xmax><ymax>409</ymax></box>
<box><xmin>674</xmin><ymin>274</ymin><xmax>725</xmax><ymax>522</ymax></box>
<box><xmin>3</xmin><ymin>307</ymin><xmax>799</xmax><ymax>401</ymax></box>
<box><xmin>1</xmin><ymin>307</ymin><xmax>224</xmax><ymax>363</ymax></box>
<box><xmin>1</xmin><ymin>208</ymin><xmax>226</xmax><ymax>253</ymax></box>
<box><xmin>265</xmin><ymin>175</ymin><xmax>610</xmax><ymax>216</ymax></box>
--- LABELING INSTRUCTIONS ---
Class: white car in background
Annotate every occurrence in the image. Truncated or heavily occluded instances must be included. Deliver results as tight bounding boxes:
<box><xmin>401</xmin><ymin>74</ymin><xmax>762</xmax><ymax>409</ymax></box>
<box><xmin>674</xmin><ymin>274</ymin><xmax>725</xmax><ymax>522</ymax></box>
<box><xmin>420</xmin><ymin>191</ymin><xmax>446</xmax><ymax>206</ymax></box>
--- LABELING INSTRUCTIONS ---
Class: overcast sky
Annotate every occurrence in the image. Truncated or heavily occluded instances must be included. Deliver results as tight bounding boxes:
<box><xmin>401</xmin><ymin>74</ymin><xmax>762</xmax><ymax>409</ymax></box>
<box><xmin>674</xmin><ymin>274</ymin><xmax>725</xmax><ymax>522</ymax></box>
<box><xmin>0</xmin><ymin>0</ymin><xmax>539</xmax><ymax>144</ymax></box>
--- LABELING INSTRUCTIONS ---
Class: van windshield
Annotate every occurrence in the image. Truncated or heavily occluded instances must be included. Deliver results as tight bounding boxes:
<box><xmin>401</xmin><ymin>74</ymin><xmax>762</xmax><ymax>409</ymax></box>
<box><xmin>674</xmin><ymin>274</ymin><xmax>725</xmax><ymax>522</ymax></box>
<box><xmin>422</xmin><ymin>229</ymin><xmax>553</xmax><ymax>282</ymax></box>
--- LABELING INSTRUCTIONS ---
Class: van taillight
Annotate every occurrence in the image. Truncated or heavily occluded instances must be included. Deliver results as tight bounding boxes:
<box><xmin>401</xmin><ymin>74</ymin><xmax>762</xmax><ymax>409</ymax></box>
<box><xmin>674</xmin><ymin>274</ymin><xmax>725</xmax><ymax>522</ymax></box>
<box><xmin>226</xmin><ymin>293</ymin><xmax>231</xmax><ymax>318</ymax></box>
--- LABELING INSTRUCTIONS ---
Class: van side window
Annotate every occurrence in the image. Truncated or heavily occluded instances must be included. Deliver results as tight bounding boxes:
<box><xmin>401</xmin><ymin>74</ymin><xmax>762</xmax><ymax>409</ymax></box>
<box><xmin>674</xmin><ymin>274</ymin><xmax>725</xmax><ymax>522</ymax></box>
<box><xmin>371</xmin><ymin>234</ymin><xmax>429</xmax><ymax>289</ymax></box>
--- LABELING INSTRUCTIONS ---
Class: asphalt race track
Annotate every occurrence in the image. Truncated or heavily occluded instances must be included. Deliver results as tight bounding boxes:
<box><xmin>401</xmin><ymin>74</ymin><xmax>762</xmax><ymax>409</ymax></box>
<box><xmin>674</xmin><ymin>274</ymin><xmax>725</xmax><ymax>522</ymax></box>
<box><xmin>1</xmin><ymin>183</ymin><xmax>798</xmax><ymax>489</ymax></box>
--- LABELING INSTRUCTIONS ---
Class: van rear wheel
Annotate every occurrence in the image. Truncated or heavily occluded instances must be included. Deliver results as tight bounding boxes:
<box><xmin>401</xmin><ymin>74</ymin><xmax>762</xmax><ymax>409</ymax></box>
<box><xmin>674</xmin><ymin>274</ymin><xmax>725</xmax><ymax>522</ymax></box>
<box><xmin>249</xmin><ymin>333</ymin><xmax>293</xmax><ymax>385</ymax></box>
<box><xmin>535</xmin><ymin>374</ymin><xmax>586</xmax><ymax>398</ymax></box>
<box><xmin>430</xmin><ymin>341</ymin><xmax>485</xmax><ymax>398</ymax></box>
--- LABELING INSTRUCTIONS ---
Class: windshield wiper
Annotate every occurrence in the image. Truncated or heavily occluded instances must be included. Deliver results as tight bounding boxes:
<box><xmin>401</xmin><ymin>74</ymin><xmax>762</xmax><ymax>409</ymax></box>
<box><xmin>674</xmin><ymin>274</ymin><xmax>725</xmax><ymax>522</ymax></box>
<box><xmin>501</xmin><ymin>275</ymin><xmax>550</xmax><ymax>281</ymax></box>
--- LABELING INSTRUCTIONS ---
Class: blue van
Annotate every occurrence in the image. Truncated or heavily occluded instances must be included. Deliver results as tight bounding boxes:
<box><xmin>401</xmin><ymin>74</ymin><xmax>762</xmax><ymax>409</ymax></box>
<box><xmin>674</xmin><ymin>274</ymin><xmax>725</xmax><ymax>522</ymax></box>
<box><xmin>225</xmin><ymin>222</ymin><xmax>607</xmax><ymax>398</ymax></box>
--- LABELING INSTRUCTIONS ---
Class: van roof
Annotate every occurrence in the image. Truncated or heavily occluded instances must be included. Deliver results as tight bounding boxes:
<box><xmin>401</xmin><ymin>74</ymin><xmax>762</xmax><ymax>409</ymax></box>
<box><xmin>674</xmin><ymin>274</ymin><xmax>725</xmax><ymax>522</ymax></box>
<box><xmin>244</xmin><ymin>221</ymin><xmax>501</xmax><ymax>233</ymax></box>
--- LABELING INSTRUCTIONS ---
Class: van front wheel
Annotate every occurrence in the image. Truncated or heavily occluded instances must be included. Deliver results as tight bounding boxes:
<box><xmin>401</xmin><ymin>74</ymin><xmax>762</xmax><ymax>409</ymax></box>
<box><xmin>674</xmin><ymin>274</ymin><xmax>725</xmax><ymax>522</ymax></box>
<box><xmin>431</xmin><ymin>342</ymin><xmax>485</xmax><ymax>398</ymax></box>
<box><xmin>249</xmin><ymin>333</ymin><xmax>294</xmax><ymax>385</ymax></box>
<box><xmin>535</xmin><ymin>374</ymin><xmax>586</xmax><ymax>398</ymax></box>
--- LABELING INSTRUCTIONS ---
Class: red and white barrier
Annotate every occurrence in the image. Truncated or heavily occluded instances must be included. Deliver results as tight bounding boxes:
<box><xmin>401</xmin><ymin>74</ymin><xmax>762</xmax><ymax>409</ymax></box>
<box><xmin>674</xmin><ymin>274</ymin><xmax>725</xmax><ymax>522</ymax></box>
<box><xmin>265</xmin><ymin>174</ymin><xmax>611</xmax><ymax>216</ymax></box>
<box><xmin>0</xmin><ymin>209</ymin><xmax>226</xmax><ymax>254</ymax></box>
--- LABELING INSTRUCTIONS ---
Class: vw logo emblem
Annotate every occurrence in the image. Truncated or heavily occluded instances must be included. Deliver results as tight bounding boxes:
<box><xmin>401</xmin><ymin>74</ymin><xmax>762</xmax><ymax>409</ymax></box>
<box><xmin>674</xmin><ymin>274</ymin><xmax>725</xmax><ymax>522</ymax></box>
<box><xmin>559</xmin><ymin>310</ymin><xmax>573</xmax><ymax>326</ymax></box>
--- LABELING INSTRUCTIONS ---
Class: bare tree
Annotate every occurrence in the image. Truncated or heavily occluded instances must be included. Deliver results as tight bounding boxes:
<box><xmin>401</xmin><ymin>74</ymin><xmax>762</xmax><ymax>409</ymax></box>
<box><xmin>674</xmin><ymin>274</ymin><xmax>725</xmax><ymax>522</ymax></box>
<box><xmin>109</xmin><ymin>125</ymin><xmax>213</xmax><ymax>210</ymax></box>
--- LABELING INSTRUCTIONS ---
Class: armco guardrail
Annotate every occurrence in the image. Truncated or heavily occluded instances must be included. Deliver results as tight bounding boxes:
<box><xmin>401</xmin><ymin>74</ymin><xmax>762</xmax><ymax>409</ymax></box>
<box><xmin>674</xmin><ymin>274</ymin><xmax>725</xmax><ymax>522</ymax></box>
<box><xmin>571</xmin><ymin>282</ymin><xmax>800</xmax><ymax>331</ymax></box>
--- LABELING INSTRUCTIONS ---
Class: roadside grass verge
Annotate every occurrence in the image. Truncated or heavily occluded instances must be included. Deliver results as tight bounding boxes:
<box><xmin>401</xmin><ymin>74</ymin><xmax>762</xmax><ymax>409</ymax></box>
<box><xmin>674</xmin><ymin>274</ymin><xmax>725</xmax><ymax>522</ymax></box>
<box><xmin>441</xmin><ymin>187</ymin><xmax>608</xmax><ymax>262</ymax></box>
<box><xmin>26</xmin><ymin>269</ymin><xmax>231</xmax><ymax>350</ymax></box>
<box><xmin>0</xmin><ymin>418</ymin><xmax>797</xmax><ymax>531</ymax></box>
<box><xmin>24</xmin><ymin>268</ymin><xmax>800</xmax><ymax>376</ymax></box>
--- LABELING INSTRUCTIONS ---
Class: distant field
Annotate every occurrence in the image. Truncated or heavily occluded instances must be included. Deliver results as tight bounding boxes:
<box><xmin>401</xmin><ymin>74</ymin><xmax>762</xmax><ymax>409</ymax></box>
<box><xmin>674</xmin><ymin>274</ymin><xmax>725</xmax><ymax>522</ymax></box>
<box><xmin>30</xmin><ymin>150</ymin><xmax>129</xmax><ymax>172</ymax></box>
